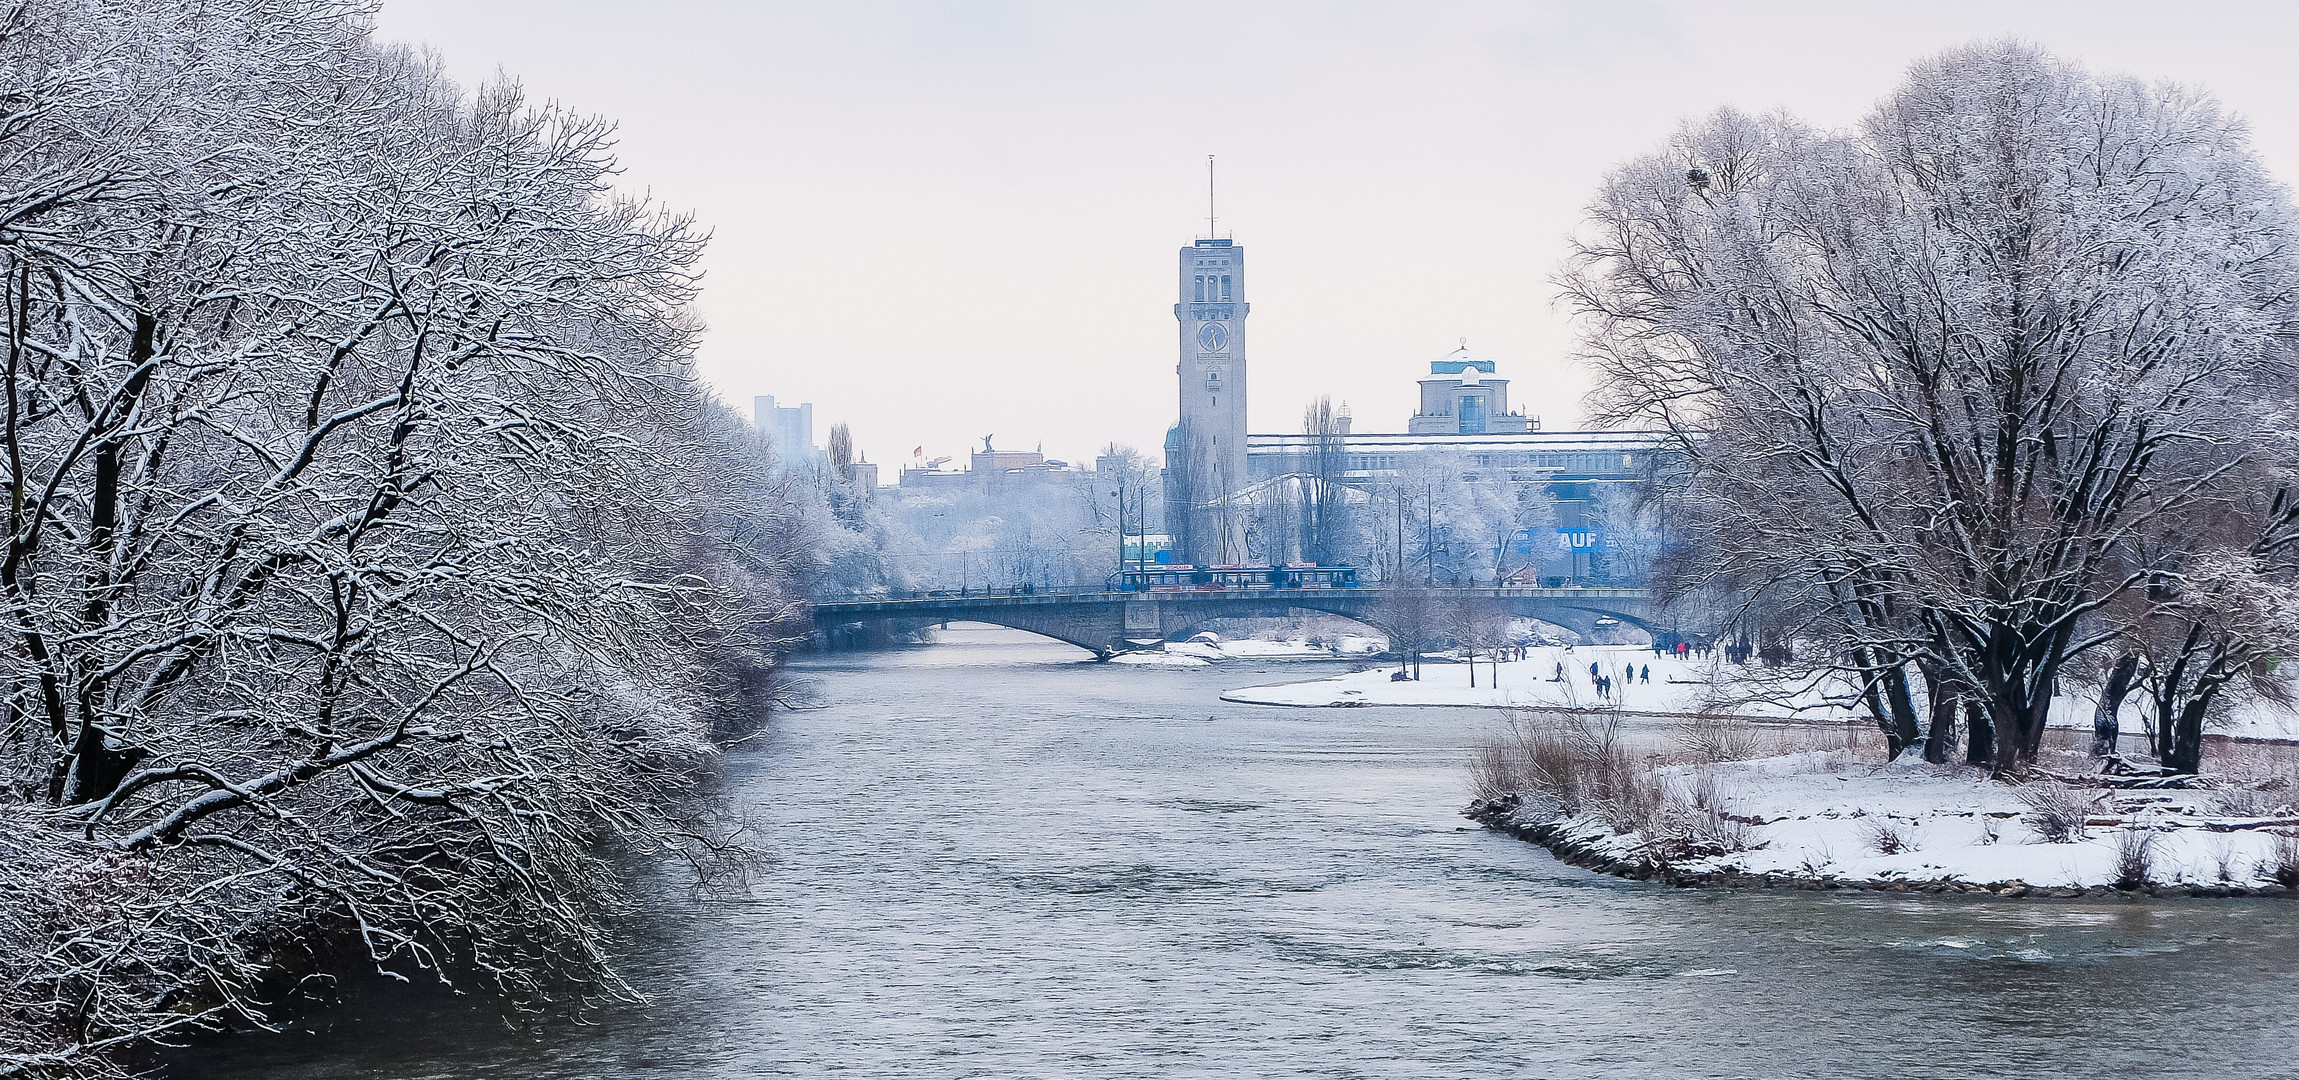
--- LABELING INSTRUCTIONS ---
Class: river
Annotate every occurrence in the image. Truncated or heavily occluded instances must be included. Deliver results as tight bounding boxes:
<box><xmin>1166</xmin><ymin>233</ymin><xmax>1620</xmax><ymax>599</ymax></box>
<box><xmin>170</xmin><ymin>626</ymin><xmax>2299</xmax><ymax>1078</ymax></box>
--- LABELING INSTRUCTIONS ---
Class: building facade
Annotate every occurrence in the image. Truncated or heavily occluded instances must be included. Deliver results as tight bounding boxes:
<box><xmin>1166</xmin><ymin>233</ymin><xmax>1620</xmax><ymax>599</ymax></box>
<box><xmin>1407</xmin><ymin>345</ymin><xmax>1536</xmax><ymax>434</ymax></box>
<box><xmin>1147</xmin><ymin>225</ymin><xmax>1666</xmax><ymax>580</ymax></box>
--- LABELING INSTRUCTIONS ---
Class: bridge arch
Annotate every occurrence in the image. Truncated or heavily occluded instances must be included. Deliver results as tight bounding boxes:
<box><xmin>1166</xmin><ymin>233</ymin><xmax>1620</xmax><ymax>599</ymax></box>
<box><xmin>932</xmin><ymin>616</ymin><xmax>1112</xmax><ymax>657</ymax></box>
<box><xmin>1154</xmin><ymin>603</ymin><xmax>1400</xmax><ymax>652</ymax></box>
<box><xmin>809</xmin><ymin>587</ymin><xmax>1663</xmax><ymax>660</ymax></box>
<box><xmin>818</xmin><ymin>615</ymin><xmax>1111</xmax><ymax>657</ymax></box>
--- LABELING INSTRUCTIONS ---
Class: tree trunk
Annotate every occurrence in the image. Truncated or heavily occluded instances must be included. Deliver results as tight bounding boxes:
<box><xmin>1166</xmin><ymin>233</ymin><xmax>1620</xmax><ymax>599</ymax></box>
<box><xmin>1855</xmin><ymin>648</ymin><xmax>1922</xmax><ymax>759</ymax></box>
<box><xmin>2151</xmin><ymin>686</ymin><xmax>2177</xmax><ymax>763</ymax></box>
<box><xmin>59</xmin><ymin>719</ymin><xmax>146</xmax><ymax>806</ymax></box>
<box><xmin>2165</xmin><ymin>698</ymin><xmax>2208</xmax><ymax>774</ymax></box>
<box><xmin>1921</xmin><ymin>667</ymin><xmax>1960</xmax><ymax>765</ymax></box>
<box><xmin>1965</xmin><ymin>701</ymin><xmax>1994</xmax><ymax>769</ymax></box>
<box><xmin>2091</xmin><ymin>653</ymin><xmax>2139</xmax><ymax>758</ymax></box>
<box><xmin>1881</xmin><ymin>663</ymin><xmax>1922</xmax><ymax>760</ymax></box>
<box><xmin>1990</xmin><ymin>679</ymin><xmax>2057</xmax><ymax>778</ymax></box>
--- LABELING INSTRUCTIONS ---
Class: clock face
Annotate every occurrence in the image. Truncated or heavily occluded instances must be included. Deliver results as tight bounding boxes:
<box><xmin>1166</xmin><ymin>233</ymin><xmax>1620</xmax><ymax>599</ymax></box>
<box><xmin>1197</xmin><ymin>321</ymin><xmax>1229</xmax><ymax>353</ymax></box>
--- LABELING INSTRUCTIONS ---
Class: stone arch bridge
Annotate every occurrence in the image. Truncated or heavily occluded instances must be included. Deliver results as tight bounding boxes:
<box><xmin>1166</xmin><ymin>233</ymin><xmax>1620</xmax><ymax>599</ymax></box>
<box><xmin>811</xmin><ymin>586</ymin><xmax>1659</xmax><ymax>658</ymax></box>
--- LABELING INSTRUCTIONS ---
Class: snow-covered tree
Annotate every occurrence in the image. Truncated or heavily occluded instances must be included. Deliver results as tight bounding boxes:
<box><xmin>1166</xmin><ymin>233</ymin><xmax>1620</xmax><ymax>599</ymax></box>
<box><xmin>1567</xmin><ymin>42</ymin><xmax>2299</xmax><ymax>773</ymax></box>
<box><xmin>1390</xmin><ymin>449</ymin><xmax>1557</xmax><ymax>586</ymax></box>
<box><xmin>0</xmin><ymin>3</ymin><xmax>813</xmax><ymax>1073</ymax></box>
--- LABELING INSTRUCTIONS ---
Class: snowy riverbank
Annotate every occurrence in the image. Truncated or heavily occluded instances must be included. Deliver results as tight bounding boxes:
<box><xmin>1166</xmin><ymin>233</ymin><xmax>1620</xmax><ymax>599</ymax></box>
<box><xmin>1110</xmin><ymin>634</ymin><xmax>1387</xmax><ymax>666</ymax></box>
<box><xmin>1469</xmin><ymin>747</ymin><xmax>2299</xmax><ymax>898</ymax></box>
<box><xmin>1225</xmin><ymin>644</ymin><xmax>1821</xmax><ymax>714</ymax></box>
<box><xmin>1222</xmin><ymin>644</ymin><xmax>2299</xmax><ymax>743</ymax></box>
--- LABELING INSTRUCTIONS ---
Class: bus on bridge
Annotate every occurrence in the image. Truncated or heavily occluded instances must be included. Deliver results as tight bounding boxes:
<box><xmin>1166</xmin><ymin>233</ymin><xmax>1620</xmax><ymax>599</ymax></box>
<box><xmin>1116</xmin><ymin>564</ymin><xmax>1362</xmax><ymax>593</ymax></box>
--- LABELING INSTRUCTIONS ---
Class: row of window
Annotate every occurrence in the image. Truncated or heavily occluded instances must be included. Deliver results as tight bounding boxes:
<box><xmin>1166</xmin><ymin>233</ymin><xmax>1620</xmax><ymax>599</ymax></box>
<box><xmin>1193</xmin><ymin>274</ymin><xmax>1234</xmax><ymax>302</ymax></box>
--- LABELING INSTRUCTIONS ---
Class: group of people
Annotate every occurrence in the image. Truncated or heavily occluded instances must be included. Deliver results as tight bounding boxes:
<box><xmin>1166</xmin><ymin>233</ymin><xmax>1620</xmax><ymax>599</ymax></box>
<box><xmin>1656</xmin><ymin>638</ymin><xmax>1771</xmax><ymax>666</ymax></box>
<box><xmin>1555</xmin><ymin>659</ymin><xmax>1652</xmax><ymax>700</ymax></box>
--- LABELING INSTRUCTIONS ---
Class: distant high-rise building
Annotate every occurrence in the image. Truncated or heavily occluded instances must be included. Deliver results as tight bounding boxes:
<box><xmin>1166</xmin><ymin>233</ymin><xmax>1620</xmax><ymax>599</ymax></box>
<box><xmin>1167</xmin><ymin>237</ymin><xmax>1248</xmax><ymax>563</ymax></box>
<box><xmin>753</xmin><ymin>395</ymin><xmax>822</xmax><ymax>470</ymax></box>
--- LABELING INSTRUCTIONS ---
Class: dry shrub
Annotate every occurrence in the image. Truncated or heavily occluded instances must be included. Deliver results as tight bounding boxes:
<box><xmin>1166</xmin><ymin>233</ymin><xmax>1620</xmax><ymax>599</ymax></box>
<box><xmin>1758</xmin><ymin>720</ymin><xmax>1882</xmax><ymax>768</ymax></box>
<box><xmin>1862</xmin><ymin>819</ymin><xmax>1918</xmax><ymax>856</ymax></box>
<box><xmin>2112</xmin><ymin>826</ymin><xmax>2157</xmax><ymax>889</ymax></box>
<box><xmin>2270</xmin><ymin>832</ymin><xmax>2299</xmax><ymax>890</ymax></box>
<box><xmin>1646</xmin><ymin>801</ymin><xmax>1755</xmax><ymax>860</ymax></box>
<box><xmin>1604</xmin><ymin>767</ymin><xmax>1668</xmax><ymax>836</ymax></box>
<box><xmin>1472</xmin><ymin>710</ymin><xmax>1647</xmax><ymax>819</ymax></box>
<box><xmin>2205</xmin><ymin>785</ymin><xmax>2274</xmax><ymax>818</ymax></box>
<box><xmin>2016</xmin><ymin>781</ymin><xmax>2103</xmax><ymax>843</ymax></box>
<box><xmin>1684</xmin><ymin>765</ymin><xmax>1721</xmax><ymax>811</ymax></box>
<box><xmin>1468</xmin><ymin>738</ymin><xmax>1537</xmax><ymax>803</ymax></box>
<box><xmin>2205</xmin><ymin>744</ymin><xmax>2299</xmax><ymax>817</ymax></box>
<box><xmin>1472</xmin><ymin>712</ymin><xmax>1761</xmax><ymax>860</ymax></box>
<box><xmin>1677</xmin><ymin>716</ymin><xmax>1760</xmax><ymax>763</ymax></box>
<box><xmin>2212</xmin><ymin>836</ymin><xmax>2239</xmax><ymax>883</ymax></box>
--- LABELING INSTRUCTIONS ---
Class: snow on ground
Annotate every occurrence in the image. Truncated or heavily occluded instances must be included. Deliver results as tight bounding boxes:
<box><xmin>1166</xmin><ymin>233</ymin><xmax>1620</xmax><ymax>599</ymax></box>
<box><xmin>1222</xmin><ymin>644</ymin><xmax>2299</xmax><ymax>742</ymax></box>
<box><xmin>1527</xmin><ymin>751</ymin><xmax>2299</xmax><ymax>892</ymax></box>
<box><xmin>1225</xmin><ymin>644</ymin><xmax>1849</xmax><ymax>717</ymax></box>
<box><xmin>1156</xmin><ymin>636</ymin><xmax>1356</xmax><ymax>662</ymax></box>
<box><xmin>1108</xmin><ymin>650</ymin><xmax>1211</xmax><ymax>667</ymax></box>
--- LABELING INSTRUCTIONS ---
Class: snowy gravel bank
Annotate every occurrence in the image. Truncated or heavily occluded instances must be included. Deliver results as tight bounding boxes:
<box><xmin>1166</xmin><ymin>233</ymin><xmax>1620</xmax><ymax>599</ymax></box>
<box><xmin>1471</xmin><ymin>751</ymin><xmax>2299</xmax><ymax>898</ymax></box>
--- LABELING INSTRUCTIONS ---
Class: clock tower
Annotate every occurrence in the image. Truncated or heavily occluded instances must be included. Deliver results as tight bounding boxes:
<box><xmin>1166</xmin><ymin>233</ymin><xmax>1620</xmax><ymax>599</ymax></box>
<box><xmin>1169</xmin><ymin>237</ymin><xmax>1249</xmax><ymax>564</ymax></box>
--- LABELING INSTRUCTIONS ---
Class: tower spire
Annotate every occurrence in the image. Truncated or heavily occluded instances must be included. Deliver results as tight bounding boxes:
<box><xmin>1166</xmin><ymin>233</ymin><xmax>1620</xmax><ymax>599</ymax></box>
<box><xmin>1207</xmin><ymin>154</ymin><xmax>1216</xmax><ymax>239</ymax></box>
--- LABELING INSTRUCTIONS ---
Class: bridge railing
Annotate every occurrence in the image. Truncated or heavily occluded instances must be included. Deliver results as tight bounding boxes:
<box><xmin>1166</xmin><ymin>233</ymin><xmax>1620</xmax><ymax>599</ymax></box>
<box><xmin>813</xmin><ymin>583</ymin><xmax>1653</xmax><ymax>610</ymax></box>
<box><xmin>815</xmin><ymin>584</ymin><xmax>1116</xmax><ymax>603</ymax></box>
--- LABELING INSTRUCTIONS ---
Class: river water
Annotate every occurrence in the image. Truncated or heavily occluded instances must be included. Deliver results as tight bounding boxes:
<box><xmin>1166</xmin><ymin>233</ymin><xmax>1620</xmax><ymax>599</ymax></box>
<box><xmin>172</xmin><ymin>627</ymin><xmax>2299</xmax><ymax>1078</ymax></box>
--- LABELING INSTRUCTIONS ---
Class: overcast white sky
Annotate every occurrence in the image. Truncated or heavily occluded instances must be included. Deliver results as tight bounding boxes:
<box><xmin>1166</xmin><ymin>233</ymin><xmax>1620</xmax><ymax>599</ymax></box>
<box><xmin>374</xmin><ymin>1</ymin><xmax>2299</xmax><ymax>470</ymax></box>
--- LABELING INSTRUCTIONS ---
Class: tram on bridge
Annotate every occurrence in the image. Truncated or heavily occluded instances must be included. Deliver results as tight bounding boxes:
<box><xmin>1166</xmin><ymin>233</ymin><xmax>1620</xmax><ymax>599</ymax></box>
<box><xmin>1116</xmin><ymin>563</ymin><xmax>1361</xmax><ymax>593</ymax></box>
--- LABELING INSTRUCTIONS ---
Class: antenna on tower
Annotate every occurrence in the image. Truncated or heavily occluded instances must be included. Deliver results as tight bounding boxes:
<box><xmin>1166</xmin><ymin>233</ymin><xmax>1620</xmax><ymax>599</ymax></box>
<box><xmin>1206</xmin><ymin>154</ymin><xmax>1217</xmax><ymax>238</ymax></box>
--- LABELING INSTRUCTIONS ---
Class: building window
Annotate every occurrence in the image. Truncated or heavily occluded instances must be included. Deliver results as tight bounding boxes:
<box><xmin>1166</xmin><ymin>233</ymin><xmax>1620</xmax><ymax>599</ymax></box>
<box><xmin>1220</xmin><ymin>275</ymin><xmax>1232</xmax><ymax>301</ymax></box>
<box><xmin>1194</xmin><ymin>275</ymin><xmax>1205</xmax><ymax>302</ymax></box>
<box><xmin>1459</xmin><ymin>394</ymin><xmax>1488</xmax><ymax>434</ymax></box>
